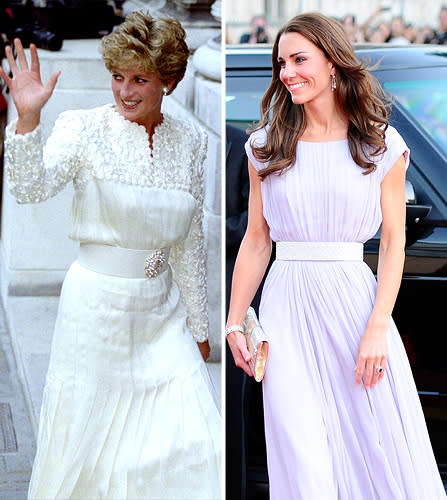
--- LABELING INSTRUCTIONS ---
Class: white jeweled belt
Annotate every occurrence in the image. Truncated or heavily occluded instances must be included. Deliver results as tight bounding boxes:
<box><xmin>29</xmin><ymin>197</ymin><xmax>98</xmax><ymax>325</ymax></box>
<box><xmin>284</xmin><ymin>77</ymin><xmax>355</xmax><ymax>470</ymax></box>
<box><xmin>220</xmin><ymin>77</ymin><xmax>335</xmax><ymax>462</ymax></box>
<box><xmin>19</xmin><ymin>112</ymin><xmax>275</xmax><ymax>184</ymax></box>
<box><xmin>276</xmin><ymin>241</ymin><xmax>364</xmax><ymax>261</ymax></box>
<box><xmin>78</xmin><ymin>243</ymin><xmax>170</xmax><ymax>279</ymax></box>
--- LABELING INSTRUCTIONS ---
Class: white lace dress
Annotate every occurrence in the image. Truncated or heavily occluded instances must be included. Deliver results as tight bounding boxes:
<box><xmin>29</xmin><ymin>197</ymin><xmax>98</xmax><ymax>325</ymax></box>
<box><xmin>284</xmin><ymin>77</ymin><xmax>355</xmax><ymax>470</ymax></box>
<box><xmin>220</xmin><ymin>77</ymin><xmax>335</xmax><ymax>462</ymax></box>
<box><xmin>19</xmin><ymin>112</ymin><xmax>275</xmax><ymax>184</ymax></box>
<box><xmin>5</xmin><ymin>104</ymin><xmax>221</xmax><ymax>500</ymax></box>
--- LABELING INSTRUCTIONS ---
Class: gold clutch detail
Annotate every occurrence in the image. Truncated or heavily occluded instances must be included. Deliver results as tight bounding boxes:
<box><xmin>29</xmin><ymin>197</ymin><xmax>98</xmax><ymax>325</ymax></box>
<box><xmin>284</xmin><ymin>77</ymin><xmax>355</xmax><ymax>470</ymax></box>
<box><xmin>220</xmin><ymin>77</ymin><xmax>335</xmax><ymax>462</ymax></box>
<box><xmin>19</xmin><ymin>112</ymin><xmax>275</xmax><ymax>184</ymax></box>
<box><xmin>243</xmin><ymin>307</ymin><xmax>269</xmax><ymax>382</ymax></box>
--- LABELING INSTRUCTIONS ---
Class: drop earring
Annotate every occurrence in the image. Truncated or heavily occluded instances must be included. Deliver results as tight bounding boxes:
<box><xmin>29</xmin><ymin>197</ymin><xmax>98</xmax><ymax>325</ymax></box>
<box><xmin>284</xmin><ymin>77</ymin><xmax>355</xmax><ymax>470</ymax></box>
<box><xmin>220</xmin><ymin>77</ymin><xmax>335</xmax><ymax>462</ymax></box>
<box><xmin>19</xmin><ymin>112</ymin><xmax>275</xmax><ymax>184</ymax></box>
<box><xmin>163</xmin><ymin>86</ymin><xmax>169</xmax><ymax>96</ymax></box>
<box><xmin>331</xmin><ymin>74</ymin><xmax>337</xmax><ymax>92</ymax></box>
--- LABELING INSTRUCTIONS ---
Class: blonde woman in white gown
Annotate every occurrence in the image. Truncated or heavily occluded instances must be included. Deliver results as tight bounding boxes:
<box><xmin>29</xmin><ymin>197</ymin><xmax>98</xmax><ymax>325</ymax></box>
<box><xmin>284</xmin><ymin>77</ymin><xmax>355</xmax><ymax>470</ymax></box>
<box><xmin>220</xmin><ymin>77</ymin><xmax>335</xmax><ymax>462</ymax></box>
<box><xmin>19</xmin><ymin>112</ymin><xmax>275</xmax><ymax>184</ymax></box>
<box><xmin>1</xmin><ymin>11</ymin><xmax>221</xmax><ymax>500</ymax></box>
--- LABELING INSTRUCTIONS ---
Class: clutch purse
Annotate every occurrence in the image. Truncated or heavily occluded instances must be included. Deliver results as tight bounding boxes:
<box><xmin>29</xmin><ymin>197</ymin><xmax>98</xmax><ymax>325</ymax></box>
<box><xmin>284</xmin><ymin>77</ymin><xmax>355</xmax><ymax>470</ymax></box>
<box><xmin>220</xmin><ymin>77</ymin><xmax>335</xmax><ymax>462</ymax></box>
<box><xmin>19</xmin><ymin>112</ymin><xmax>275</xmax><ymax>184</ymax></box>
<box><xmin>243</xmin><ymin>307</ymin><xmax>269</xmax><ymax>382</ymax></box>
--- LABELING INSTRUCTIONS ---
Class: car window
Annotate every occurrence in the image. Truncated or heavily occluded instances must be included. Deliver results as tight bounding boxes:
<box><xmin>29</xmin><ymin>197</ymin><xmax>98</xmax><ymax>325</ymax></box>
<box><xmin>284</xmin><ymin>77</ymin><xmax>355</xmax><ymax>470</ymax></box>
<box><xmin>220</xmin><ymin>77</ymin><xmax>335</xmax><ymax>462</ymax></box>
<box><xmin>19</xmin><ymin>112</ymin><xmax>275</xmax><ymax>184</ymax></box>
<box><xmin>226</xmin><ymin>76</ymin><xmax>270</xmax><ymax>129</ymax></box>
<box><xmin>384</xmin><ymin>79</ymin><xmax>447</xmax><ymax>152</ymax></box>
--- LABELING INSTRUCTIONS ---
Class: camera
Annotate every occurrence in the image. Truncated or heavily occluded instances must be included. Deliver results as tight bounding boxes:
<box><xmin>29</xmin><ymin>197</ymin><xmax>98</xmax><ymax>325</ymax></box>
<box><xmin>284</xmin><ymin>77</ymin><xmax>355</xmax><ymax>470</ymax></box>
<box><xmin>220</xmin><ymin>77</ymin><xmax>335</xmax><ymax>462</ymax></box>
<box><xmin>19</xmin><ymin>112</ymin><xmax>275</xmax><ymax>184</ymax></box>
<box><xmin>255</xmin><ymin>25</ymin><xmax>268</xmax><ymax>43</ymax></box>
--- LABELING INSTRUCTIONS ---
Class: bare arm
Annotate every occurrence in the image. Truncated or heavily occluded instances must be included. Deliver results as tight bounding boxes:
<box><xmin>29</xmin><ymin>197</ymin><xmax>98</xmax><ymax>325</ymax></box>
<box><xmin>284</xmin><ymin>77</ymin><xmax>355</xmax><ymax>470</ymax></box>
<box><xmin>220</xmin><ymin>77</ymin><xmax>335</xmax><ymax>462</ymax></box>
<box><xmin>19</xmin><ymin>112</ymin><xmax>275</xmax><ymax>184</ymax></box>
<box><xmin>226</xmin><ymin>160</ymin><xmax>272</xmax><ymax>376</ymax></box>
<box><xmin>355</xmin><ymin>155</ymin><xmax>406</xmax><ymax>388</ymax></box>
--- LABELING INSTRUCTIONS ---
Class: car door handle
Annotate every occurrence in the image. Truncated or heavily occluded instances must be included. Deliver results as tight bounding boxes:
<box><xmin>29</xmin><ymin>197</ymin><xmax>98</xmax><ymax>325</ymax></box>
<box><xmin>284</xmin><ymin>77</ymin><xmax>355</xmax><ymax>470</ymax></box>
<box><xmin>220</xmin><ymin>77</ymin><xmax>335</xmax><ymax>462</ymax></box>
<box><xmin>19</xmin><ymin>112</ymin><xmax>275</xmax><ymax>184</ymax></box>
<box><xmin>406</xmin><ymin>204</ymin><xmax>431</xmax><ymax>226</ymax></box>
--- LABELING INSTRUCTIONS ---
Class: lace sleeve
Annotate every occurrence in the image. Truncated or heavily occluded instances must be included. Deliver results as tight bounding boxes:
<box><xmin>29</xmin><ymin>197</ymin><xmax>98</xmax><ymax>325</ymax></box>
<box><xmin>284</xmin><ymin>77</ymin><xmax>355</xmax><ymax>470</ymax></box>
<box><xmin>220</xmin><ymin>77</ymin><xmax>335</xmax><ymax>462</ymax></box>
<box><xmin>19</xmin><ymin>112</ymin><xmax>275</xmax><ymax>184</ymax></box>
<box><xmin>4</xmin><ymin>110</ymin><xmax>86</xmax><ymax>203</ymax></box>
<box><xmin>170</xmin><ymin>126</ymin><xmax>209</xmax><ymax>343</ymax></box>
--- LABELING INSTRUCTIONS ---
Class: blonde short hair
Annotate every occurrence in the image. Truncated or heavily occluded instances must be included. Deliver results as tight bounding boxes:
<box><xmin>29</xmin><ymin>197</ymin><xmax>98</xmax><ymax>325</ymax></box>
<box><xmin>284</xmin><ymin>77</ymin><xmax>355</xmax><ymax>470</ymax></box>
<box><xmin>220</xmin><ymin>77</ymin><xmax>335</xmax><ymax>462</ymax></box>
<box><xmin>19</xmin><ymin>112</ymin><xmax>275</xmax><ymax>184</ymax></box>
<box><xmin>100</xmin><ymin>11</ymin><xmax>189</xmax><ymax>93</ymax></box>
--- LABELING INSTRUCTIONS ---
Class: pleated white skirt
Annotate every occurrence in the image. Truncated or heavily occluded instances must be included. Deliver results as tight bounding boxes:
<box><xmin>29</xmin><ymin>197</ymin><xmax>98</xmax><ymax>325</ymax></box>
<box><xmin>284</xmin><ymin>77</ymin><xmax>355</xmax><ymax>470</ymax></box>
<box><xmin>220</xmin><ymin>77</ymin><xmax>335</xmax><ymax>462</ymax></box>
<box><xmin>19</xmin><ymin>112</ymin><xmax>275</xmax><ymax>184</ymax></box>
<box><xmin>28</xmin><ymin>261</ymin><xmax>221</xmax><ymax>500</ymax></box>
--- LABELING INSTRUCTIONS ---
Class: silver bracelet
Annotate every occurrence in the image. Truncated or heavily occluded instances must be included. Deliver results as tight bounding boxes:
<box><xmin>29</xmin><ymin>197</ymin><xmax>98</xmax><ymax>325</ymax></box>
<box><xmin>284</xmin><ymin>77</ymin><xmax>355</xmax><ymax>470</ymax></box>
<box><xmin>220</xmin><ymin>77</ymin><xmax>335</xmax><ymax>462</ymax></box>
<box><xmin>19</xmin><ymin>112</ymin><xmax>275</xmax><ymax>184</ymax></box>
<box><xmin>225</xmin><ymin>324</ymin><xmax>244</xmax><ymax>336</ymax></box>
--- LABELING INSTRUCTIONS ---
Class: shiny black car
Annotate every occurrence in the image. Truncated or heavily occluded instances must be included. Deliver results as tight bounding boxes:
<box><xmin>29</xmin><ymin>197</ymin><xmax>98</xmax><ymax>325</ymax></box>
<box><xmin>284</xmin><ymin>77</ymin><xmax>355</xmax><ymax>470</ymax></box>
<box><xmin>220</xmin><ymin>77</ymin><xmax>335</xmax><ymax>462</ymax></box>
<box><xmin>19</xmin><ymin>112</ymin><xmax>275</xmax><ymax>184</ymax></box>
<box><xmin>226</xmin><ymin>45</ymin><xmax>447</xmax><ymax>499</ymax></box>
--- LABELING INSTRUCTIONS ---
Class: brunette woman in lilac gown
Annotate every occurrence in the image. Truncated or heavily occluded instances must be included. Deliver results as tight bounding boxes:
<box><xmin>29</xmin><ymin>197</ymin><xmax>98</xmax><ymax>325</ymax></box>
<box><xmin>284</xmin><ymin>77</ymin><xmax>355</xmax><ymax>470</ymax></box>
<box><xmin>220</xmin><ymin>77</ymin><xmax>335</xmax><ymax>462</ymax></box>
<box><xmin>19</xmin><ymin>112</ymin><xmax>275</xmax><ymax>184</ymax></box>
<box><xmin>226</xmin><ymin>13</ymin><xmax>446</xmax><ymax>500</ymax></box>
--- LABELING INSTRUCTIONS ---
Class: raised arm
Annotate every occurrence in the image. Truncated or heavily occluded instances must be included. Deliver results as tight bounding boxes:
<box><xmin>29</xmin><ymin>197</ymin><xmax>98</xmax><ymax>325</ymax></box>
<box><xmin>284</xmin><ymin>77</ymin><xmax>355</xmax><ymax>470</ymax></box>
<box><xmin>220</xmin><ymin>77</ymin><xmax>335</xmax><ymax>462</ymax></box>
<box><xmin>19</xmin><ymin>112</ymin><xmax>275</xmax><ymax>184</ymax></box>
<box><xmin>0</xmin><ymin>39</ymin><xmax>60</xmax><ymax>134</ymax></box>
<box><xmin>226</xmin><ymin>160</ymin><xmax>272</xmax><ymax>376</ymax></box>
<box><xmin>2</xmin><ymin>40</ymin><xmax>87</xmax><ymax>203</ymax></box>
<box><xmin>361</xmin><ymin>6</ymin><xmax>389</xmax><ymax>41</ymax></box>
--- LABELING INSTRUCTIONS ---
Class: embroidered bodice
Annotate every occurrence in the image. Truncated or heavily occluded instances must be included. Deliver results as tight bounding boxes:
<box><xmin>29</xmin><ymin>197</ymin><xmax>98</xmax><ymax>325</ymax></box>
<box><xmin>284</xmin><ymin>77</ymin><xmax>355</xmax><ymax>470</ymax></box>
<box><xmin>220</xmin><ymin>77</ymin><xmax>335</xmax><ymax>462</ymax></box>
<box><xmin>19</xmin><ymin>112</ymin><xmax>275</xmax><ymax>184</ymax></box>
<box><xmin>5</xmin><ymin>104</ymin><xmax>209</xmax><ymax>342</ymax></box>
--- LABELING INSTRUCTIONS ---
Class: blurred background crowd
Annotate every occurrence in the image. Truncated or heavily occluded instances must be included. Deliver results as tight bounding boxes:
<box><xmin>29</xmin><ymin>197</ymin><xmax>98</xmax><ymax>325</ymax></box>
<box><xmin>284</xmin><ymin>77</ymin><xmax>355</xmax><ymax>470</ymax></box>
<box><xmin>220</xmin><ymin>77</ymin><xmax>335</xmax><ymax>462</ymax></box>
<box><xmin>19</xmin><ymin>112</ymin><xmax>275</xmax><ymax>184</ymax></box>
<box><xmin>0</xmin><ymin>0</ymin><xmax>124</xmax><ymax>55</ymax></box>
<box><xmin>227</xmin><ymin>1</ymin><xmax>447</xmax><ymax>45</ymax></box>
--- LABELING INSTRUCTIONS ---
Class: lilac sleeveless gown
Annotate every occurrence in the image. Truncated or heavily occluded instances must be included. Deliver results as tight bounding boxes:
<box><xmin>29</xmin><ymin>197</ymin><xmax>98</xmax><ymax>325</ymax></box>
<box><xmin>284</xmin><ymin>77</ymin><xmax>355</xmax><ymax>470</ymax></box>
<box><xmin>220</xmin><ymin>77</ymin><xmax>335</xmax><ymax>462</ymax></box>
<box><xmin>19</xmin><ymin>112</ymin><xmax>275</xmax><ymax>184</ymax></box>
<box><xmin>245</xmin><ymin>126</ymin><xmax>446</xmax><ymax>500</ymax></box>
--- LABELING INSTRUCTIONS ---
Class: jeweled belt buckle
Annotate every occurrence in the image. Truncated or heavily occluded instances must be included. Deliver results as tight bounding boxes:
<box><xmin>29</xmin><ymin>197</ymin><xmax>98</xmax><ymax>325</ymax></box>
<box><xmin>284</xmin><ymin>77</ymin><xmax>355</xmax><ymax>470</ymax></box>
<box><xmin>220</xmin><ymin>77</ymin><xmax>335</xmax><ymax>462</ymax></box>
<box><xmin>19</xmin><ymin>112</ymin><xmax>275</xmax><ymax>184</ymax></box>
<box><xmin>144</xmin><ymin>249</ymin><xmax>166</xmax><ymax>278</ymax></box>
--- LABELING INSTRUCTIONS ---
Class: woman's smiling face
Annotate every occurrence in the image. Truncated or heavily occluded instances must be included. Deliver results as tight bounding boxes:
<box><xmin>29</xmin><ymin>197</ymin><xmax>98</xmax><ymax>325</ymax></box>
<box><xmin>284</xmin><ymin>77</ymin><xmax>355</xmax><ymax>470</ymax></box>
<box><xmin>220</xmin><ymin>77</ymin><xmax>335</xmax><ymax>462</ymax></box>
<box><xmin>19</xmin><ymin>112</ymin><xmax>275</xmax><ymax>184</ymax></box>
<box><xmin>277</xmin><ymin>32</ymin><xmax>335</xmax><ymax>106</ymax></box>
<box><xmin>111</xmin><ymin>67</ymin><xmax>167</xmax><ymax>130</ymax></box>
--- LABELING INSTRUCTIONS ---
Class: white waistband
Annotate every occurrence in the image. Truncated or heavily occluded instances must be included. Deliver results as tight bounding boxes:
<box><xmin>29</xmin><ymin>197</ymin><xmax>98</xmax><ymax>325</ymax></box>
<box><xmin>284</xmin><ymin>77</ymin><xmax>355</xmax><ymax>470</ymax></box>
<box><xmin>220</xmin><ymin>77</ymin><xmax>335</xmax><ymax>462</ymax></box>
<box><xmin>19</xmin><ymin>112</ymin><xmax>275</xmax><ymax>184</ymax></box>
<box><xmin>78</xmin><ymin>243</ymin><xmax>170</xmax><ymax>279</ymax></box>
<box><xmin>276</xmin><ymin>242</ymin><xmax>364</xmax><ymax>261</ymax></box>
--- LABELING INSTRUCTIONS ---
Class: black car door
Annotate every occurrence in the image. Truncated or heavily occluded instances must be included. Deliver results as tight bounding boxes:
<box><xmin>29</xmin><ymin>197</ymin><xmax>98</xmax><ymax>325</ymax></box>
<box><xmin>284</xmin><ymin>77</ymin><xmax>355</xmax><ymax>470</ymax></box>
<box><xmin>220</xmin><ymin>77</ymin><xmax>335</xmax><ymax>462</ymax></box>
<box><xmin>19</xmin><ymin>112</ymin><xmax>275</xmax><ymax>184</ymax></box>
<box><xmin>364</xmin><ymin>101</ymin><xmax>447</xmax><ymax>473</ymax></box>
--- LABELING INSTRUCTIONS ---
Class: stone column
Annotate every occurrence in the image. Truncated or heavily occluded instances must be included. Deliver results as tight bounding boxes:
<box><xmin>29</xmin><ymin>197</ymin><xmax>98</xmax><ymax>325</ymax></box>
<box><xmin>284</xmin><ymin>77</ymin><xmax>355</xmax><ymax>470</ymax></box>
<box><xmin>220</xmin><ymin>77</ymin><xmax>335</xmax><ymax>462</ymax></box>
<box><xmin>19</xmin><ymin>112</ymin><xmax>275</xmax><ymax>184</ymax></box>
<box><xmin>191</xmin><ymin>0</ymin><xmax>221</xmax><ymax>360</ymax></box>
<box><xmin>151</xmin><ymin>0</ymin><xmax>220</xmax><ymax>50</ymax></box>
<box><xmin>158</xmin><ymin>0</ymin><xmax>222</xmax><ymax>359</ymax></box>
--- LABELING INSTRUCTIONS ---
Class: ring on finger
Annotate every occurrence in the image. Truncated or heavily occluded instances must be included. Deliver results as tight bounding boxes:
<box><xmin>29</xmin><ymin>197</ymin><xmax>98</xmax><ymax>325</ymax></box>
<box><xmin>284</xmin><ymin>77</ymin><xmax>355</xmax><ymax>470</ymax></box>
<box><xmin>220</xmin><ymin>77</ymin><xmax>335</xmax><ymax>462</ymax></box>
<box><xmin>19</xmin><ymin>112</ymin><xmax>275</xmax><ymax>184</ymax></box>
<box><xmin>376</xmin><ymin>365</ymin><xmax>383</xmax><ymax>374</ymax></box>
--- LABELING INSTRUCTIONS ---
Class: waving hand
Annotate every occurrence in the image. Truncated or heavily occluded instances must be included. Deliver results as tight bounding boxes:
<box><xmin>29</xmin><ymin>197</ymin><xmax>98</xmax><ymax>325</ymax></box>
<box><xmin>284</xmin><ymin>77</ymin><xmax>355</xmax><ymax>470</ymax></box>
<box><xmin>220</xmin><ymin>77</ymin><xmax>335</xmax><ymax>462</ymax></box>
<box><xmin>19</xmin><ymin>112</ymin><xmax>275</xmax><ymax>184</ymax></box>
<box><xmin>0</xmin><ymin>39</ymin><xmax>60</xmax><ymax>134</ymax></box>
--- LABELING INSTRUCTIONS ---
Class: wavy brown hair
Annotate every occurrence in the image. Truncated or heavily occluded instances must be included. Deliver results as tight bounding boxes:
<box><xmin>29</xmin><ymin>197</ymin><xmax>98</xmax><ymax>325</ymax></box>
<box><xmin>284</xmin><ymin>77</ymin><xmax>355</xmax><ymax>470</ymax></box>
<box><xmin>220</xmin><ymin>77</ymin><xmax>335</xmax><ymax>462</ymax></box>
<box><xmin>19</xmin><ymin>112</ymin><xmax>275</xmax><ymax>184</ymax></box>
<box><xmin>100</xmin><ymin>11</ymin><xmax>189</xmax><ymax>94</ymax></box>
<box><xmin>252</xmin><ymin>13</ymin><xmax>391</xmax><ymax>179</ymax></box>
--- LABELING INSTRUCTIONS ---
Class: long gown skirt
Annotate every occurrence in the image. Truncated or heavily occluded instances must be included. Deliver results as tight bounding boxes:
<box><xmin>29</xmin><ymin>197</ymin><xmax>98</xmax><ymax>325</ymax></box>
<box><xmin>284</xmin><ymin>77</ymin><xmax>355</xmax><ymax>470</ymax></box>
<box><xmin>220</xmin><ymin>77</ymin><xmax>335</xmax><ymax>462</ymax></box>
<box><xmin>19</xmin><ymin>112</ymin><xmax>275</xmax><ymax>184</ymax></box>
<box><xmin>28</xmin><ymin>261</ymin><xmax>221</xmax><ymax>500</ymax></box>
<box><xmin>260</xmin><ymin>259</ymin><xmax>446</xmax><ymax>500</ymax></box>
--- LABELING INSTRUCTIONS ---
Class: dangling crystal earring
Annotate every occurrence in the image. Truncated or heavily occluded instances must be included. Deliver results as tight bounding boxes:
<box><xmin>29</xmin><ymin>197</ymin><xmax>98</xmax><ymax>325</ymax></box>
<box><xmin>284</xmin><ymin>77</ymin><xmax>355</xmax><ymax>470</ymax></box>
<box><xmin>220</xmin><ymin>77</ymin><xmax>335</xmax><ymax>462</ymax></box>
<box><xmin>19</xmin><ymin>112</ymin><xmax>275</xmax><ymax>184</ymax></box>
<box><xmin>331</xmin><ymin>74</ymin><xmax>337</xmax><ymax>92</ymax></box>
<box><xmin>163</xmin><ymin>86</ymin><xmax>169</xmax><ymax>96</ymax></box>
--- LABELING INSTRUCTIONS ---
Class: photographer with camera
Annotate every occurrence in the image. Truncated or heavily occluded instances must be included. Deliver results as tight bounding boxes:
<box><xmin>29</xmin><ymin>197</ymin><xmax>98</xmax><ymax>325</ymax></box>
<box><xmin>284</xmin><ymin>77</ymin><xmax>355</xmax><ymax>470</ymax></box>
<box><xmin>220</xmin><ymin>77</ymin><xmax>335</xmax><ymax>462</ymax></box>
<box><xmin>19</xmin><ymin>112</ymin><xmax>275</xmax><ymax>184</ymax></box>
<box><xmin>239</xmin><ymin>14</ymin><xmax>271</xmax><ymax>44</ymax></box>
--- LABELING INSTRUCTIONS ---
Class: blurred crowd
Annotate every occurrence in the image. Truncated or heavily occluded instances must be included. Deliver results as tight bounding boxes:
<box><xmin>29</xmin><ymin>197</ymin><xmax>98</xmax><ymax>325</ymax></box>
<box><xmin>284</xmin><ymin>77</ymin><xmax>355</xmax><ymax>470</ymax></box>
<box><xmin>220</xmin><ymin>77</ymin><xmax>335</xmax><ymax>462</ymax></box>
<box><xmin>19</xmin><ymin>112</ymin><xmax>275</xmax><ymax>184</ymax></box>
<box><xmin>0</xmin><ymin>0</ymin><xmax>124</xmax><ymax>56</ymax></box>
<box><xmin>343</xmin><ymin>6</ymin><xmax>447</xmax><ymax>44</ymax></box>
<box><xmin>235</xmin><ymin>5</ymin><xmax>447</xmax><ymax>45</ymax></box>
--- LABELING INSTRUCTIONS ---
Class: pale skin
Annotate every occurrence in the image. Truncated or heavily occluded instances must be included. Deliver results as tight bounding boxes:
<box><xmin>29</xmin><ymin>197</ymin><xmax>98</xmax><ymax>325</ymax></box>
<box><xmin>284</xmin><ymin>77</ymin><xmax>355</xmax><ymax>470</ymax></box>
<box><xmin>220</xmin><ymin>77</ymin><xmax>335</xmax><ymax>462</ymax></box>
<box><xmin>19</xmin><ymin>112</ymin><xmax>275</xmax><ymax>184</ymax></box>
<box><xmin>0</xmin><ymin>39</ymin><xmax>211</xmax><ymax>361</ymax></box>
<box><xmin>227</xmin><ymin>32</ymin><xmax>407</xmax><ymax>388</ymax></box>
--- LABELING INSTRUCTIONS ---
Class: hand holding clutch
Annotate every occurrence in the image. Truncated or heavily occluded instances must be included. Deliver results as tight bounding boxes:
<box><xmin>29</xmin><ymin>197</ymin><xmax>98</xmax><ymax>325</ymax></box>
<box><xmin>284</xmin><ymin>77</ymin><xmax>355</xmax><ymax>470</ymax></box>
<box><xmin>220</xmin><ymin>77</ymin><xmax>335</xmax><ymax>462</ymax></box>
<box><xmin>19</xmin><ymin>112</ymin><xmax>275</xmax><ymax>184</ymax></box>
<box><xmin>243</xmin><ymin>307</ymin><xmax>269</xmax><ymax>382</ymax></box>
